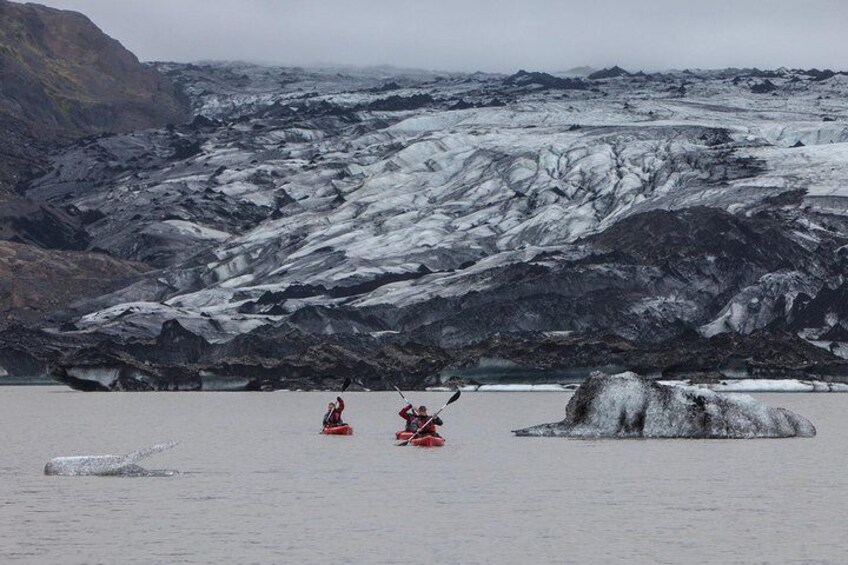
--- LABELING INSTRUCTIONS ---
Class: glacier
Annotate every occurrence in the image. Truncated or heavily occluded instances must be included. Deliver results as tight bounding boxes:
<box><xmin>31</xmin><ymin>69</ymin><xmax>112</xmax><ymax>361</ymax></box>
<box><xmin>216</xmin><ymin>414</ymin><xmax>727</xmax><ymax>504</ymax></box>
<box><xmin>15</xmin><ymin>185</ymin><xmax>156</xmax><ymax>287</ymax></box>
<box><xmin>11</xmin><ymin>64</ymin><xmax>848</xmax><ymax>389</ymax></box>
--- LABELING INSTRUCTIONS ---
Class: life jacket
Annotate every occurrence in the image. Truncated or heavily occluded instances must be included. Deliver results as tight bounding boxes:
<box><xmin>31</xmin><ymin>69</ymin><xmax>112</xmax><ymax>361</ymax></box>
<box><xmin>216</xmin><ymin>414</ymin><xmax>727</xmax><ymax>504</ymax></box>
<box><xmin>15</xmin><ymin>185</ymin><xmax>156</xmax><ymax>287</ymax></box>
<box><xmin>416</xmin><ymin>414</ymin><xmax>442</xmax><ymax>435</ymax></box>
<box><xmin>406</xmin><ymin>413</ymin><xmax>419</xmax><ymax>432</ymax></box>
<box><xmin>323</xmin><ymin>410</ymin><xmax>341</xmax><ymax>427</ymax></box>
<box><xmin>399</xmin><ymin>406</ymin><xmax>419</xmax><ymax>432</ymax></box>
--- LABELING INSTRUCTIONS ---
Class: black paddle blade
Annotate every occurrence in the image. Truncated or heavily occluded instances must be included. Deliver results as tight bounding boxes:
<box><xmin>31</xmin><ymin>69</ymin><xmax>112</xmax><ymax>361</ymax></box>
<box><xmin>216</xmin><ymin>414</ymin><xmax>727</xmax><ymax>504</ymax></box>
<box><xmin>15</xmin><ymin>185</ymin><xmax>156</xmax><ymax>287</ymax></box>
<box><xmin>341</xmin><ymin>377</ymin><xmax>352</xmax><ymax>392</ymax></box>
<box><xmin>446</xmin><ymin>390</ymin><xmax>461</xmax><ymax>404</ymax></box>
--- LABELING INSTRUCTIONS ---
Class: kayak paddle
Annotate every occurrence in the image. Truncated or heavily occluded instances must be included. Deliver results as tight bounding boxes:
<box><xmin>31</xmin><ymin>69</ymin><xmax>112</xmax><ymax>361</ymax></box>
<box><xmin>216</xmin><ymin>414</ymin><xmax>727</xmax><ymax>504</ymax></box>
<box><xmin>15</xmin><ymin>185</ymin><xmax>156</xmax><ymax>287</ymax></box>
<box><xmin>394</xmin><ymin>385</ymin><xmax>417</xmax><ymax>434</ymax></box>
<box><xmin>396</xmin><ymin>390</ymin><xmax>461</xmax><ymax>446</ymax></box>
<box><xmin>393</xmin><ymin>385</ymin><xmax>413</xmax><ymax>407</ymax></box>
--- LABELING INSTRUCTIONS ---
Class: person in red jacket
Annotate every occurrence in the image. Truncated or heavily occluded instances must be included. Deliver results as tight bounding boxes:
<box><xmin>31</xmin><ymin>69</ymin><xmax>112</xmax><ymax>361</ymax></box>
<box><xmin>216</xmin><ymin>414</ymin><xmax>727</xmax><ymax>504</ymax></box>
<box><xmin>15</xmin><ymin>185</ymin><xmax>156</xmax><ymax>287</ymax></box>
<box><xmin>399</xmin><ymin>404</ymin><xmax>419</xmax><ymax>433</ymax></box>
<box><xmin>399</xmin><ymin>404</ymin><xmax>443</xmax><ymax>437</ymax></box>
<box><xmin>323</xmin><ymin>397</ymin><xmax>345</xmax><ymax>428</ymax></box>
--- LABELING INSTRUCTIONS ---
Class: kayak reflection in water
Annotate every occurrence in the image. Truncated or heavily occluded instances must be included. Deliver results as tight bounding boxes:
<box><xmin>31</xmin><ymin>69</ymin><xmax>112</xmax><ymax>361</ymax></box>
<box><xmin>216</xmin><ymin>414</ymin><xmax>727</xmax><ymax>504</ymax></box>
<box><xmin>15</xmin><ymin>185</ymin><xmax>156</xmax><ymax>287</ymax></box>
<box><xmin>323</xmin><ymin>397</ymin><xmax>346</xmax><ymax>428</ymax></box>
<box><xmin>400</xmin><ymin>404</ymin><xmax>443</xmax><ymax>437</ymax></box>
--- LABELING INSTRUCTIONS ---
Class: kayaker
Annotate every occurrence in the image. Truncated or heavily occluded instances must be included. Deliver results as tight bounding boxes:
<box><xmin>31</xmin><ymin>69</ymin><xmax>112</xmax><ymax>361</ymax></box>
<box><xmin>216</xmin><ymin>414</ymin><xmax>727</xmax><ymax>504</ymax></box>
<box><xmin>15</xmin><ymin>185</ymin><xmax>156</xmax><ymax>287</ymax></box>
<box><xmin>399</xmin><ymin>403</ymin><xmax>419</xmax><ymax>433</ymax></box>
<box><xmin>404</xmin><ymin>405</ymin><xmax>443</xmax><ymax>437</ymax></box>
<box><xmin>323</xmin><ymin>397</ymin><xmax>346</xmax><ymax>428</ymax></box>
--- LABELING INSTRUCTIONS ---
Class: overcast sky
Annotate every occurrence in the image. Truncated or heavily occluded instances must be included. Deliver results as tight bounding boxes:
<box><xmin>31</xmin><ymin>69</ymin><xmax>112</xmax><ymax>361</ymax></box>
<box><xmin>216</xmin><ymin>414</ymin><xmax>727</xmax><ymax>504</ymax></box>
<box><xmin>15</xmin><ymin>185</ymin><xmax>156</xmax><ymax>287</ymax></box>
<box><xmin>36</xmin><ymin>0</ymin><xmax>848</xmax><ymax>73</ymax></box>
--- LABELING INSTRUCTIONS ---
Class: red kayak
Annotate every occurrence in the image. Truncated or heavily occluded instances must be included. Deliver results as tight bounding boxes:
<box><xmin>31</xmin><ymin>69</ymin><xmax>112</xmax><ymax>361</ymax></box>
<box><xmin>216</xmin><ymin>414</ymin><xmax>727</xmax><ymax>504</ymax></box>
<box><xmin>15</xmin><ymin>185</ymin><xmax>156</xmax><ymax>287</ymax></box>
<box><xmin>410</xmin><ymin>435</ymin><xmax>445</xmax><ymax>447</ymax></box>
<box><xmin>396</xmin><ymin>431</ymin><xmax>414</xmax><ymax>441</ymax></box>
<box><xmin>321</xmin><ymin>424</ymin><xmax>353</xmax><ymax>436</ymax></box>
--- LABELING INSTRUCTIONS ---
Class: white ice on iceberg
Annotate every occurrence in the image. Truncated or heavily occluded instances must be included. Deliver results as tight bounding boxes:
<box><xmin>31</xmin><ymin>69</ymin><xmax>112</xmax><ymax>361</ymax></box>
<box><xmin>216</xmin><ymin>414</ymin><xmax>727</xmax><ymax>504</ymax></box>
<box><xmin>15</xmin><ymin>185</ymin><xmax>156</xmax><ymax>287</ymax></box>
<box><xmin>44</xmin><ymin>441</ymin><xmax>180</xmax><ymax>477</ymax></box>
<box><xmin>513</xmin><ymin>372</ymin><xmax>816</xmax><ymax>438</ymax></box>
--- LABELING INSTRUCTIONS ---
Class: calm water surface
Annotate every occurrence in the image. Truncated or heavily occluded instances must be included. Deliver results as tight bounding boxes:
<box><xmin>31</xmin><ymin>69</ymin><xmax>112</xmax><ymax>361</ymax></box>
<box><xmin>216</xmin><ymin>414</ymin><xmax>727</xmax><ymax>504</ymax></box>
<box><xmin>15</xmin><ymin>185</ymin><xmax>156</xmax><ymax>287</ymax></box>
<box><xmin>1</xmin><ymin>387</ymin><xmax>847</xmax><ymax>564</ymax></box>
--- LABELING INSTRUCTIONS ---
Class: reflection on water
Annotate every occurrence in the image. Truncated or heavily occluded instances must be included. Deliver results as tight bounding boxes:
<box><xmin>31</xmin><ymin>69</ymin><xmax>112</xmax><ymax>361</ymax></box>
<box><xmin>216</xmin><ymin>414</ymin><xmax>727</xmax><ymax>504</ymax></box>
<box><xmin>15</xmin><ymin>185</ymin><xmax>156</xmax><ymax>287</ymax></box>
<box><xmin>0</xmin><ymin>375</ymin><xmax>54</xmax><ymax>386</ymax></box>
<box><xmin>1</xmin><ymin>387</ymin><xmax>847</xmax><ymax>564</ymax></box>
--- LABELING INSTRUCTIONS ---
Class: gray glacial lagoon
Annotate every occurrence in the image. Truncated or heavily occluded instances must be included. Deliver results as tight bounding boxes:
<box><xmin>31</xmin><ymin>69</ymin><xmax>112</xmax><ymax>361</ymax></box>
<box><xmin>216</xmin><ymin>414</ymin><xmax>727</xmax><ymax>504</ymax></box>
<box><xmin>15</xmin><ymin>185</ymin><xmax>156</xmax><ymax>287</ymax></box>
<box><xmin>2</xmin><ymin>387</ymin><xmax>848</xmax><ymax>564</ymax></box>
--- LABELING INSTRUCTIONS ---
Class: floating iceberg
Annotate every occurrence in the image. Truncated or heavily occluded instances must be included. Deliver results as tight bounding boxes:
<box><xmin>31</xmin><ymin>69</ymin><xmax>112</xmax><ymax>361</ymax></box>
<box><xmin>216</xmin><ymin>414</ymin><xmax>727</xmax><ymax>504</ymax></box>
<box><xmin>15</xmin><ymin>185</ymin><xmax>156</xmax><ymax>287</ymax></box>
<box><xmin>44</xmin><ymin>441</ymin><xmax>180</xmax><ymax>476</ymax></box>
<box><xmin>661</xmin><ymin>379</ymin><xmax>848</xmax><ymax>393</ymax></box>
<box><xmin>430</xmin><ymin>379</ymin><xmax>848</xmax><ymax>394</ymax></box>
<box><xmin>427</xmin><ymin>384</ymin><xmax>580</xmax><ymax>392</ymax></box>
<box><xmin>513</xmin><ymin>373</ymin><xmax>816</xmax><ymax>439</ymax></box>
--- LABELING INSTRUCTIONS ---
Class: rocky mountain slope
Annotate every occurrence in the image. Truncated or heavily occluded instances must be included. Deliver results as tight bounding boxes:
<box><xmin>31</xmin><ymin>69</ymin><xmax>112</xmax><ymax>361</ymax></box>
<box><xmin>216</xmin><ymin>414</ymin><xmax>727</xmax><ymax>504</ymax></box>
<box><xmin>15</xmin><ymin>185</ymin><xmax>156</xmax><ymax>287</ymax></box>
<box><xmin>0</xmin><ymin>0</ymin><xmax>187</xmax><ymax>329</ymax></box>
<box><xmin>0</xmin><ymin>240</ymin><xmax>146</xmax><ymax>325</ymax></box>
<box><xmin>0</xmin><ymin>0</ymin><xmax>187</xmax><ymax>194</ymax></box>
<box><xmin>5</xmin><ymin>55</ymin><xmax>848</xmax><ymax>389</ymax></box>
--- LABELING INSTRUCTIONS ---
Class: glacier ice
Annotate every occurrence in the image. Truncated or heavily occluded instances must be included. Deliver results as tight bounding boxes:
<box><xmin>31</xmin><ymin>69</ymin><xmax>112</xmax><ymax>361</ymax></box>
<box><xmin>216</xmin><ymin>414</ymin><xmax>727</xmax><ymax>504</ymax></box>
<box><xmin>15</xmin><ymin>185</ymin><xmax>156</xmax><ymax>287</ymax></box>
<box><xmin>513</xmin><ymin>372</ymin><xmax>816</xmax><ymax>439</ymax></box>
<box><xmin>21</xmin><ymin>63</ymin><xmax>848</xmax><ymax>356</ymax></box>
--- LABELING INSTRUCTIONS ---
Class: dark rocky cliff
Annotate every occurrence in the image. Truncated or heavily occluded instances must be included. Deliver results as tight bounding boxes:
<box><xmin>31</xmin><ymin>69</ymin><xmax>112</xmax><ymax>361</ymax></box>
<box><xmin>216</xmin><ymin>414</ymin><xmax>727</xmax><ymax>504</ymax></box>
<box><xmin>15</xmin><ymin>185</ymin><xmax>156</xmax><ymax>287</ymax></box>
<box><xmin>0</xmin><ymin>0</ymin><xmax>188</xmax><ymax>194</ymax></box>
<box><xmin>0</xmin><ymin>0</ymin><xmax>186</xmax><ymax>327</ymax></box>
